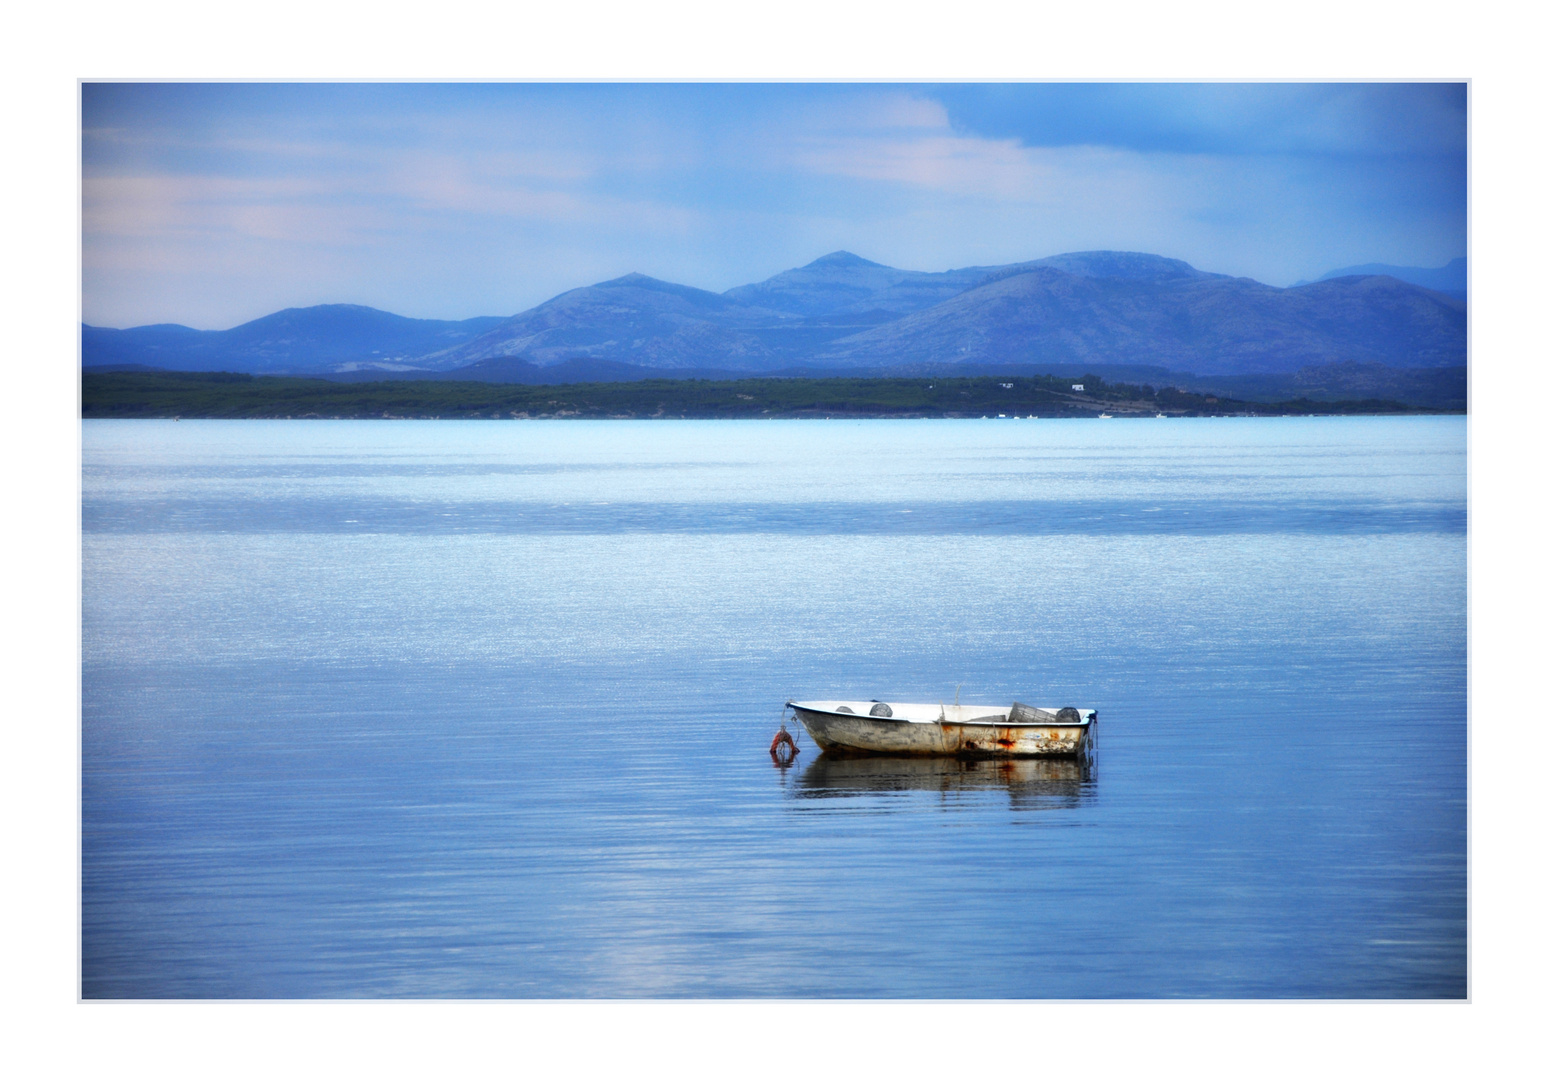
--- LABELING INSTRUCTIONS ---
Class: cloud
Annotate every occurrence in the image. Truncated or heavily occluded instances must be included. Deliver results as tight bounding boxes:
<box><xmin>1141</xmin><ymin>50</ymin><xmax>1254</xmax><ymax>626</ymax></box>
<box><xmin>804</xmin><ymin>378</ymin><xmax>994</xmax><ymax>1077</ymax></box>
<box><xmin>791</xmin><ymin>132</ymin><xmax>1045</xmax><ymax>198</ymax></box>
<box><xmin>83</xmin><ymin>175</ymin><xmax>383</xmax><ymax>245</ymax></box>
<box><xmin>930</xmin><ymin>83</ymin><xmax>1466</xmax><ymax>159</ymax></box>
<box><xmin>84</xmin><ymin>153</ymin><xmax>698</xmax><ymax>258</ymax></box>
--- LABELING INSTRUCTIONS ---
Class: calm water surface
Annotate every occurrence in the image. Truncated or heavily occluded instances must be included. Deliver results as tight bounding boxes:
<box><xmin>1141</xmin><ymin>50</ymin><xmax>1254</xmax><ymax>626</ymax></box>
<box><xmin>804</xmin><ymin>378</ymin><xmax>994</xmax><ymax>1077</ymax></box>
<box><xmin>81</xmin><ymin>417</ymin><xmax>1467</xmax><ymax>997</ymax></box>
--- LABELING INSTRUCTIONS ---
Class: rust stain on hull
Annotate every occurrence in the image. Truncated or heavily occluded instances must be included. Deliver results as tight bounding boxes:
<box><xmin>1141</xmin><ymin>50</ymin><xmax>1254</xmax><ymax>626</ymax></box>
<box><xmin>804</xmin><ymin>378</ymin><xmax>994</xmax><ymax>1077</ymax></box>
<box><xmin>942</xmin><ymin>722</ymin><xmax>1086</xmax><ymax>758</ymax></box>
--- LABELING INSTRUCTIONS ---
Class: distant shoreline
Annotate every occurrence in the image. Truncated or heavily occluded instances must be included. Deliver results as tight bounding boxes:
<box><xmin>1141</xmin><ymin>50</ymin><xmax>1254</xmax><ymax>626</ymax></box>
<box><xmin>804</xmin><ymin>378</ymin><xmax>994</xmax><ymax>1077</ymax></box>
<box><xmin>82</xmin><ymin>371</ymin><xmax>1457</xmax><ymax>421</ymax></box>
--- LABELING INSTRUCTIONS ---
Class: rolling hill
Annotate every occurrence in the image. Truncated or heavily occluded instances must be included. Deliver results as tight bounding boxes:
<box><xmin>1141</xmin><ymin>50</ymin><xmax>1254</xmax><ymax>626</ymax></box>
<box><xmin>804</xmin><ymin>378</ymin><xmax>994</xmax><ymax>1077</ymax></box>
<box><xmin>83</xmin><ymin>305</ymin><xmax>506</xmax><ymax>374</ymax></box>
<box><xmin>804</xmin><ymin>263</ymin><xmax>1464</xmax><ymax>375</ymax></box>
<box><xmin>1306</xmin><ymin>257</ymin><xmax>1467</xmax><ymax>301</ymax></box>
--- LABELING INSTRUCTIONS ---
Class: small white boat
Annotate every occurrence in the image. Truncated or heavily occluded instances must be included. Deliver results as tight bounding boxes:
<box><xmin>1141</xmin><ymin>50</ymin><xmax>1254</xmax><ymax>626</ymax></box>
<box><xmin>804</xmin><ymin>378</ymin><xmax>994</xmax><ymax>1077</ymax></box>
<box><xmin>1098</xmin><ymin>412</ymin><xmax>1114</xmax><ymax>419</ymax></box>
<box><xmin>787</xmin><ymin>700</ymin><xmax>1097</xmax><ymax>758</ymax></box>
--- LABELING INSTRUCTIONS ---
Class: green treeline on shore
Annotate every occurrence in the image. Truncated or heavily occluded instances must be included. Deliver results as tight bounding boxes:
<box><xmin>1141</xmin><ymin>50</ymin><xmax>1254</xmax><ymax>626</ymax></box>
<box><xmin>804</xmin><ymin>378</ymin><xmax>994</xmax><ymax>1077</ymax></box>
<box><xmin>82</xmin><ymin>370</ymin><xmax>1442</xmax><ymax>420</ymax></box>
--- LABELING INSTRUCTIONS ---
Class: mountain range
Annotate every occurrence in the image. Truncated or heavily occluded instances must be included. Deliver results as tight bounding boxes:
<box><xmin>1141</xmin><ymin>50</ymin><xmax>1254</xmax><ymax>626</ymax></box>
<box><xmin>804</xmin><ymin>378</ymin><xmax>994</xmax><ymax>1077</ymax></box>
<box><xmin>83</xmin><ymin>249</ymin><xmax>1466</xmax><ymax>381</ymax></box>
<box><xmin>1299</xmin><ymin>257</ymin><xmax>1466</xmax><ymax>301</ymax></box>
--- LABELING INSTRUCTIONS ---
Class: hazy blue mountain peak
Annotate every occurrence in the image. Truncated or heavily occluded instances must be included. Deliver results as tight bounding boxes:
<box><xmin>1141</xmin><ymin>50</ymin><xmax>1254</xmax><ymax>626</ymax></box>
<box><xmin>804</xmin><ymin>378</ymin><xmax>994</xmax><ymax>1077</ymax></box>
<box><xmin>256</xmin><ymin>303</ymin><xmax>395</xmax><ymax>320</ymax></box>
<box><xmin>87</xmin><ymin>322</ymin><xmax>201</xmax><ymax>334</ymax></box>
<box><xmin>285</xmin><ymin>302</ymin><xmax>380</xmax><ymax>313</ymax></box>
<box><xmin>598</xmin><ymin>272</ymin><xmax>669</xmax><ymax>287</ymax></box>
<box><xmin>230</xmin><ymin>304</ymin><xmax>415</xmax><ymax>334</ymax></box>
<box><xmin>1028</xmin><ymin>250</ymin><xmax>1222</xmax><ymax>282</ymax></box>
<box><xmin>83</xmin><ymin>304</ymin><xmax>508</xmax><ymax>374</ymax></box>
<box><xmin>804</xmin><ymin>251</ymin><xmax>888</xmax><ymax>269</ymax></box>
<box><xmin>1305</xmin><ymin>257</ymin><xmax>1466</xmax><ymax>300</ymax></box>
<box><xmin>723</xmin><ymin>251</ymin><xmax>942</xmax><ymax>317</ymax></box>
<box><xmin>590</xmin><ymin>272</ymin><xmax>732</xmax><ymax>308</ymax></box>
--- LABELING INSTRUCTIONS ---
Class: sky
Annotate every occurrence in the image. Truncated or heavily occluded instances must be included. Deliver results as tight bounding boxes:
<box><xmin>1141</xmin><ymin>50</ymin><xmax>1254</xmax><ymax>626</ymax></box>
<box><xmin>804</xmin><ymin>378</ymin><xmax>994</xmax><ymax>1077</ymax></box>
<box><xmin>81</xmin><ymin>82</ymin><xmax>1467</xmax><ymax>329</ymax></box>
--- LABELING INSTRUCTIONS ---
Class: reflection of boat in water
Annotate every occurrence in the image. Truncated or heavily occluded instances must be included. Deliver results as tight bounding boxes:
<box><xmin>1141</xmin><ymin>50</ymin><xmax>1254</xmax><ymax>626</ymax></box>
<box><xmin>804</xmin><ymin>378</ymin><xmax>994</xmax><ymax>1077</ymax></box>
<box><xmin>793</xmin><ymin>753</ymin><xmax>1093</xmax><ymax>810</ymax></box>
<box><xmin>787</xmin><ymin>700</ymin><xmax>1096</xmax><ymax>758</ymax></box>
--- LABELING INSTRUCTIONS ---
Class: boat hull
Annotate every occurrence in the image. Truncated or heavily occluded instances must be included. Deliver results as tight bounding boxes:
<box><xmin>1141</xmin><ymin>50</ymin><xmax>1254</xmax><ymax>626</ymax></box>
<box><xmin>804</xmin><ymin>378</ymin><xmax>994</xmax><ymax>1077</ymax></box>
<box><xmin>789</xmin><ymin>703</ymin><xmax>1094</xmax><ymax>759</ymax></box>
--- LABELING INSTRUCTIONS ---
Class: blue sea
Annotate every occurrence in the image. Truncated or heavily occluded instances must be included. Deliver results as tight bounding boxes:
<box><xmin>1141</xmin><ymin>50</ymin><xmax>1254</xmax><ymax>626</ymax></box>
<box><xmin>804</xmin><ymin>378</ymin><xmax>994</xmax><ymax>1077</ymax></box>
<box><xmin>81</xmin><ymin>416</ymin><xmax>1467</xmax><ymax>998</ymax></box>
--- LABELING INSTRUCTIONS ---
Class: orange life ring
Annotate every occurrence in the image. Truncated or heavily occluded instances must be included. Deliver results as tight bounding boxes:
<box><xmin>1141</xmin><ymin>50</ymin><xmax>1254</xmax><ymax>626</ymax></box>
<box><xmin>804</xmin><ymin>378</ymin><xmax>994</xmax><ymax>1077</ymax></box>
<box><xmin>769</xmin><ymin>728</ymin><xmax>799</xmax><ymax>764</ymax></box>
